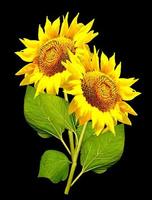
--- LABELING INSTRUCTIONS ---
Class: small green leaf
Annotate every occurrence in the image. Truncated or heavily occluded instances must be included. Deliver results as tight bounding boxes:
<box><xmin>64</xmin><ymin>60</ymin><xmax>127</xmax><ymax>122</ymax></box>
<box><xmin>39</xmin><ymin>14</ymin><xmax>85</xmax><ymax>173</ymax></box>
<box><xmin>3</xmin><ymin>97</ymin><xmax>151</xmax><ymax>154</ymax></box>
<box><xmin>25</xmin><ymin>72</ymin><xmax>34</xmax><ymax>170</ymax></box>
<box><xmin>37</xmin><ymin>132</ymin><xmax>52</xmax><ymax>139</ymax></box>
<box><xmin>80</xmin><ymin>124</ymin><xmax>125</xmax><ymax>173</ymax></box>
<box><xmin>38</xmin><ymin>150</ymin><xmax>70</xmax><ymax>183</ymax></box>
<box><xmin>76</xmin><ymin>122</ymin><xmax>95</xmax><ymax>143</ymax></box>
<box><xmin>24</xmin><ymin>86</ymin><xmax>76</xmax><ymax>139</ymax></box>
<box><xmin>29</xmin><ymin>123</ymin><xmax>52</xmax><ymax>138</ymax></box>
<box><xmin>93</xmin><ymin>168</ymin><xmax>107</xmax><ymax>174</ymax></box>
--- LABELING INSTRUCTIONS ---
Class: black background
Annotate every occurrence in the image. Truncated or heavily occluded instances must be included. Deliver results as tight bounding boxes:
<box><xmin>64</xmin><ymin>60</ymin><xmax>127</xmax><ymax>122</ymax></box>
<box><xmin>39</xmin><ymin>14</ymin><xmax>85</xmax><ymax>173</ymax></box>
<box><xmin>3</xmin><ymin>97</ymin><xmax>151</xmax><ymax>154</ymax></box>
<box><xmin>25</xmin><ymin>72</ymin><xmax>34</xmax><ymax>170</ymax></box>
<box><xmin>2</xmin><ymin>0</ymin><xmax>149</xmax><ymax>199</ymax></box>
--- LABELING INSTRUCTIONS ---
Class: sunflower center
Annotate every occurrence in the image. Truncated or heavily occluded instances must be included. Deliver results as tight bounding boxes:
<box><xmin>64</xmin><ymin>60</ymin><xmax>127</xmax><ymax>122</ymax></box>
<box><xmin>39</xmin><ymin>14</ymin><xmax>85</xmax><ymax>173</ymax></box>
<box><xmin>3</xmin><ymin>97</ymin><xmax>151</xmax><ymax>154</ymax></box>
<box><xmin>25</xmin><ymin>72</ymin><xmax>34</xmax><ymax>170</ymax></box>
<box><xmin>81</xmin><ymin>71</ymin><xmax>119</xmax><ymax>112</ymax></box>
<box><xmin>38</xmin><ymin>37</ymin><xmax>75</xmax><ymax>76</ymax></box>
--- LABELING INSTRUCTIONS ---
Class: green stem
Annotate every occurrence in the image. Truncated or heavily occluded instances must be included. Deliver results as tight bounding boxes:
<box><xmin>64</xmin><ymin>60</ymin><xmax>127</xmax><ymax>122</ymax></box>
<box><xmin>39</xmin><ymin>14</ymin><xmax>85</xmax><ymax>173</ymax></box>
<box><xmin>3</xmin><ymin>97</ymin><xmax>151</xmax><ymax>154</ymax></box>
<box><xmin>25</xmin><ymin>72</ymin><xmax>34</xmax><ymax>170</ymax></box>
<box><xmin>68</xmin><ymin>130</ymin><xmax>75</xmax><ymax>160</ymax></box>
<box><xmin>63</xmin><ymin>91</ymin><xmax>75</xmax><ymax>160</ymax></box>
<box><xmin>71</xmin><ymin>170</ymin><xmax>84</xmax><ymax>186</ymax></box>
<box><xmin>64</xmin><ymin>122</ymin><xmax>87</xmax><ymax>195</ymax></box>
<box><xmin>63</xmin><ymin>91</ymin><xmax>68</xmax><ymax>102</ymax></box>
<box><xmin>60</xmin><ymin>137</ymin><xmax>71</xmax><ymax>156</ymax></box>
<box><xmin>75</xmin><ymin>132</ymin><xmax>78</xmax><ymax>147</ymax></box>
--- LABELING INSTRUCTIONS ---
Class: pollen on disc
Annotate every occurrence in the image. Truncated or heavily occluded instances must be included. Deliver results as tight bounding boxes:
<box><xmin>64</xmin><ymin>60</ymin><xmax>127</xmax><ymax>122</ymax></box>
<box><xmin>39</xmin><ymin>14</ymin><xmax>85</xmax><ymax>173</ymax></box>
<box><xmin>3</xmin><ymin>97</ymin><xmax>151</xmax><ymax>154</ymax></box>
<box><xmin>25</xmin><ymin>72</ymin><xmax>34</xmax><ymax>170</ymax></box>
<box><xmin>81</xmin><ymin>71</ymin><xmax>120</xmax><ymax>112</ymax></box>
<box><xmin>38</xmin><ymin>37</ymin><xmax>75</xmax><ymax>76</ymax></box>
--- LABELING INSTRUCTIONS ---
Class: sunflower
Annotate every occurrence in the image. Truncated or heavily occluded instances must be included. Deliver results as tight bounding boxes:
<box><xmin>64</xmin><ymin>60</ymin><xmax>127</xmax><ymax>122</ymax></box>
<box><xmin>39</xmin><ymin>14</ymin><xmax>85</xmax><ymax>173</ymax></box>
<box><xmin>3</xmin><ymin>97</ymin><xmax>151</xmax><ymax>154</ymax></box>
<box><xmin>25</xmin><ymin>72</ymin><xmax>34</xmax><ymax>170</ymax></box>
<box><xmin>62</xmin><ymin>47</ymin><xmax>141</xmax><ymax>135</ymax></box>
<box><xmin>15</xmin><ymin>13</ymin><xmax>98</xmax><ymax>96</ymax></box>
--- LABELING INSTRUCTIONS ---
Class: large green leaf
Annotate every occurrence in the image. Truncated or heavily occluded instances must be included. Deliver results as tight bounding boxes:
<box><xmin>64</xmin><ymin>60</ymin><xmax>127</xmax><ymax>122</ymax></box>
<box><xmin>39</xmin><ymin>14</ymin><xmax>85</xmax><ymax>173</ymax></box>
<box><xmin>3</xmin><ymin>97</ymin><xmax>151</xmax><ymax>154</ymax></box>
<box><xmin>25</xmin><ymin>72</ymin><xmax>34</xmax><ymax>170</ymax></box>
<box><xmin>80</xmin><ymin>124</ymin><xmax>125</xmax><ymax>173</ymax></box>
<box><xmin>24</xmin><ymin>86</ymin><xmax>76</xmax><ymax>139</ymax></box>
<box><xmin>38</xmin><ymin>150</ymin><xmax>70</xmax><ymax>183</ymax></box>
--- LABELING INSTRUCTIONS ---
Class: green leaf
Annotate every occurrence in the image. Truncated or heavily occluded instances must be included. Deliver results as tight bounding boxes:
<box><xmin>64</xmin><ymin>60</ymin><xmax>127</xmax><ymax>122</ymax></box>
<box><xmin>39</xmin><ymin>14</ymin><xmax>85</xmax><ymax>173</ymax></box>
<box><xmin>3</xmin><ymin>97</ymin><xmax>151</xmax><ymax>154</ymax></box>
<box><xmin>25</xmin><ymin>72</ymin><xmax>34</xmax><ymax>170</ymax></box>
<box><xmin>93</xmin><ymin>168</ymin><xmax>107</xmax><ymax>174</ymax></box>
<box><xmin>38</xmin><ymin>150</ymin><xmax>70</xmax><ymax>183</ymax></box>
<box><xmin>37</xmin><ymin>131</ymin><xmax>52</xmax><ymax>139</ymax></box>
<box><xmin>76</xmin><ymin>122</ymin><xmax>95</xmax><ymax>144</ymax></box>
<box><xmin>24</xmin><ymin>86</ymin><xmax>76</xmax><ymax>139</ymax></box>
<box><xmin>80</xmin><ymin>124</ymin><xmax>125</xmax><ymax>173</ymax></box>
<box><xmin>29</xmin><ymin>123</ymin><xmax>52</xmax><ymax>138</ymax></box>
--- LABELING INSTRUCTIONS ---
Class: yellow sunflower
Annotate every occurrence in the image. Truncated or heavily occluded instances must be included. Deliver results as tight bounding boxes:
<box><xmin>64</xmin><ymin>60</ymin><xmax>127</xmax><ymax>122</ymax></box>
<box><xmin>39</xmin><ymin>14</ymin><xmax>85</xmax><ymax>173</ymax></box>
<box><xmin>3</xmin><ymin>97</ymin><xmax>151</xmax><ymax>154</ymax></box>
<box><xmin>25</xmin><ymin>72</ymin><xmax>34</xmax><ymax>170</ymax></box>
<box><xmin>62</xmin><ymin>47</ymin><xmax>141</xmax><ymax>135</ymax></box>
<box><xmin>15</xmin><ymin>13</ymin><xmax>98</xmax><ymax>96</ymax></box>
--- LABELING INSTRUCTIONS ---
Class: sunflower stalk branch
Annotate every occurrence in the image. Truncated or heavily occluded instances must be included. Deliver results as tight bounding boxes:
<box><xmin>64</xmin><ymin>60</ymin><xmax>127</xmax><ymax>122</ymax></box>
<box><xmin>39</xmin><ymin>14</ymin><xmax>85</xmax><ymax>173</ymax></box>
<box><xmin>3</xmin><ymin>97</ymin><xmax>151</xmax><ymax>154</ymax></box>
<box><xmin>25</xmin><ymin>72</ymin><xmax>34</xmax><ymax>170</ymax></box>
<box><xmin>63</xmin><ymin>91</ymin><xmax>75</xmax><ymax>160</ymax></box>
<box><xmin>68</xmin><ymin>130</ymin><xmax>75</xmax><ymax>160</ymax></box>
<box><xmin>64</xmin><ymin>122</ymin><xmax>87</xmax><ymax>195</ymax></box>
<box><xmin>71</xmin><ymin>170</ymin><xmax>84</xmax><ymax>186</ymax></box>
<box><xmin>60</xmin><ymin>137</ymin><xmax>71</xmax><ymax>156</ymax></box>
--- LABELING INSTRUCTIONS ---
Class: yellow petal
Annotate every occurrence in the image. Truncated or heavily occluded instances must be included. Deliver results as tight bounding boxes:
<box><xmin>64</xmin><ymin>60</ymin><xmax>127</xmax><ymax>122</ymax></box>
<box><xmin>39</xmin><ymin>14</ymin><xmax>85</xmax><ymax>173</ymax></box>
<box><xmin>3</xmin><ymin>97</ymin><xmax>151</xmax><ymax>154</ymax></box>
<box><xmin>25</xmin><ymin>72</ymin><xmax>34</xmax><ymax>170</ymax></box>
<box><xmin>83</xmin><ymin>31</ymin><xmax>99</xmax><ymax>43</ymax></box>
<box><xmin>79</xmin><ymin>117</ymin><xmax>86</xmax><ymax>125</ymax></box>
<box><xmin>66</xmin><ymin>85</ymin><xmax>82</xmax><ymax>95</ymax></box>
<box><xmin>114</xmin><ymin>62</ymin><xmax>121</xmax><ymax>79</ymax></box>
<box><xmin>104</xmin><ymin>112</ymin><xmax>115</xmax><ymax>134</ymax></box>
<box><xmin>16</xmin><ymin>63</ymin><xmax>35</xmax><ymax>75</ymax></box>
<box><xmin>119</xmin><ymin>112</ymin><xmax>132</xmax><ymax>125</ymax></box>
<box><xmin>79</xmin><ymin>19</ymin><xmax>95</xmax><ymax>33</ymax></box>
<box><xmin>76</xmin><ymin>104</ymin><xmax>87</xmax><ymax>117</ymax></box>
<box><xmin>108</xmin><ymin>53</ymin><xmax>116</xmax><ymax>72</ymax></box>
<box><xmin>44</xmin><ymin>16</ymin><xmax>52</xmax><ymax>37</ymax></box>
<box><xmin>50</xmin><ymin>17</ymin><xmax>60</xmax><ymax>38</ymax></box>
<box><xmin>68</xmin><ymin>50</ymin><xmax>78</xmax><ymax>64</ymax></box>
<box><xmin>46</xmin><ymin>77</ymin><xmax>56</xmax><ymax>95</ymax></box>
<box><xmin>30</xmin><ymin>69</ymin><xmax>43</xmax><ymax>84</ymax></box>
<box><xmin>20</xmin><ymin>74</ymin><xmax>34</xmax><ymax>86</ymax></box>
<box><xmin>77</xmin><ymin>46</ymin><xmax>92</xmax><ymax>71</ymax></box>
<box><xmin>110</xmin><ymin>104</ymin><xmax>122</xmax><ymax>122</ymax></box>
<box><xmin>62</xmin><ymin>60</ymin><xmax>83</xmax><ymax>79</ymax></box>
<box><xmin>110</xmin><ymin>108</ymin><xmax>118</xmax><ymax>123</ymax></box>
<box><xmin>62</xmin><ymin>51</ymin><xmax>85</xmax><ymax>78</ymax></box>
<box><xmin>38</xmin><ymin>25</ymin><xmax>44</xmax><ymax>40</ymax></box>
<box><xmin>119</xmin><ymin>78</ymin><xmax>139</xmax><ymax>87</ymax></box>
<box><xmin>15</xmin><ymin>48</ymin><xmax>36</xmax><ymax>62</ymax></box>
<box><xmin>66</xmin><ymin>13</ymin><xmax>80</xmax><ymax>38</ymax></box>
<box><xmin>35</xmin><ymin>77</ymin><xmax>46</xmax><ymax>96</ymax></box>
<box><xmin>93</xmin><ymin>114</ymin><xmax>105</xmax><ymax>136</ymax></box>
<box><xmin>52</xmin><ymin>74</ymin><xmax>61</xmax><ymax>94</ymax></box>
<box><xmin>120</xmin><ymin>86</ymin><xmax>141</xmax><ymax>100</ymax></box>
<box><xmin>92</xmin><ymin>108</ymin><xmax>104</xmax><ymax>132</ymax></box>
<box><xmin>60</xmin><ymin>70</ymin><xmax>71</xmax><ymax>87</ymax></box>
<box><xmin>91</xmin><ymin>108</ymin><xmax>98</xmax><ymax>129</ymax></box>
<box><xmin>66</xmin><ymin>79</ymin><xmax>81</xmax><ymax>87</ymax></box>
<box><xmin>79</xmin><ymin>108</ymin><xmax>91</xmax><ymax>125</ymax></box>
<box><xmin>73</xmin><ymin>18</ymin><xmax>98</xmax><ymax>46</ymax></box>
<box><xmin>38</xmin><ymin>25</ymin><xmax>47</xmax><ymax>42</ymax></box>
<box><xmin>69</xmin><ymin>98</ymin><xmax>78</xmax><ymax>114</ymax></box>
<box><xmin>60</xmin><ymin>12</ymin><xmax>69</xmax><ymax>36</ymax></box>
<box><xmin>101</xmin><ymin>52</ymin><xmax>116</xmax><ymax>74</ymax></box>
<box><xmin>119</xmin><ymin>101</ymin><xmax>137</xmax><ymax>115</ymax></box>
<box><xmin>91</xmin><ymin>46</ymin><xmax>99</xmax><ymax>71</ymax></box>
<box><xmin>74</xmin><ymin>31</ymin><xmax>98</xmax><ymax>47</ymax></box>
<box><xmin>100</xmin><ymin>52</ymin><xmax>108</xmax><ymax>71</ymax></box>
<box><xmin>19</xmin><ymin>38</ymin><xmax>39</xmax><ymax>49</ymax></box>
<box><xmin>74</xmin><ymin>94</ymin><xmax>86</xmax><ymax>104</ymax></box>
